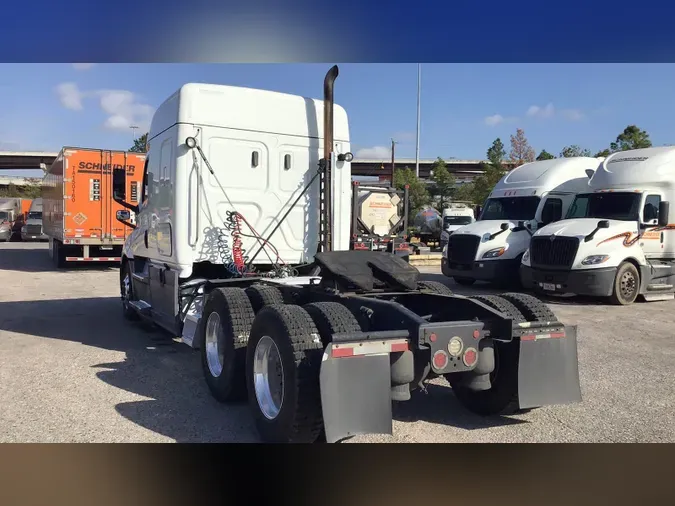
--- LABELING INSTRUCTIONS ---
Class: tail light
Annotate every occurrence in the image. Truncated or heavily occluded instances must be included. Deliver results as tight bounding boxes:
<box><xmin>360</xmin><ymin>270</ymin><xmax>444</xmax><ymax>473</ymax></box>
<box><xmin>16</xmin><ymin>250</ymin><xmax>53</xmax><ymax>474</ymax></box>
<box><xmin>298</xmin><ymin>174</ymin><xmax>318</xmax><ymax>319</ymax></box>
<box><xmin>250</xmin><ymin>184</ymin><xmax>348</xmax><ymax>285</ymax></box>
<box><xmin>463</xmin><ymin>347</ymin><xmax>478</xmax><ymax>367</ymax></box>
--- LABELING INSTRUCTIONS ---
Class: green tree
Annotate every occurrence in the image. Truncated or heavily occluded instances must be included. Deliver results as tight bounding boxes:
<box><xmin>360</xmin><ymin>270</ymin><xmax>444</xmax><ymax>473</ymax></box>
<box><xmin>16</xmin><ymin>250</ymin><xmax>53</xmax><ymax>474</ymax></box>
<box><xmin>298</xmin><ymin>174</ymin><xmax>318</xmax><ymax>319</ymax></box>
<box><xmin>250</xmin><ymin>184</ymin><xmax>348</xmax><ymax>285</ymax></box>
<box><xmin>509</xmin><ymin>128</ymin><xmax>535</xmax><ymax>166</ymax></box>
<box><xmin>560</xmin><ymin>145</ymin><xmax>592</xmax><ymax>158</ymax></box>
<box><xmin>0</xmin><ymin>183</ymin><xmax>41</xmax><ymax>199</ymax></box>
<box><xmin>536</xmin><ymin>149</ymin><xmax>555</xmax><ymax>160</ymax></box>
<box><xmin>130</xmin><ymin>133</ymin><xmax>148</xmax><ymax>153</ymax></box>
<box><xmin>610</xmin><ymin>125</ymin><xmax>652</xmax><ymax>152</ymax></box>
<box><xmin>594</xmin><ymin>148</ymin><xmax>611</xmax><ymax>157</ymax></box>
<box><xmin>487</xmin><ymin>138</ymin><xmax>506</xmax><ymax>169</ymax></box>
<box><xmin>428</xmin><ymin>157</ymin><xmax>456</xmax><ymax>210</ymax></box>
<box><xmin>393</xmin><ymin>166</ymin><xmax>429</xmax><ymax>215</ymax></box>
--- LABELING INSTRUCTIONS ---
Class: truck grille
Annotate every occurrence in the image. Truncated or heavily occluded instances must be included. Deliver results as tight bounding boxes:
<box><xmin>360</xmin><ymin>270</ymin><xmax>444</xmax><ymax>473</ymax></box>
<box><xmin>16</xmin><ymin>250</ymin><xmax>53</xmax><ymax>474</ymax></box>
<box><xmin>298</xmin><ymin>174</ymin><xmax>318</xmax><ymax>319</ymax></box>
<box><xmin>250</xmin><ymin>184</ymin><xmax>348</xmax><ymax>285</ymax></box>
<box><xmin>25</xmin><ymin>225</ymin><xmax>42</xmax><ymax>235</ymax></box>
<box><xmin>530</xmin><ymin>236</ymin><xmax>580</xmax><ymax>269</ymax></box>
<box><xmin>448</xmin><ymin>234</ymin><xmax>480</xmax><ymax>264</ymax></box>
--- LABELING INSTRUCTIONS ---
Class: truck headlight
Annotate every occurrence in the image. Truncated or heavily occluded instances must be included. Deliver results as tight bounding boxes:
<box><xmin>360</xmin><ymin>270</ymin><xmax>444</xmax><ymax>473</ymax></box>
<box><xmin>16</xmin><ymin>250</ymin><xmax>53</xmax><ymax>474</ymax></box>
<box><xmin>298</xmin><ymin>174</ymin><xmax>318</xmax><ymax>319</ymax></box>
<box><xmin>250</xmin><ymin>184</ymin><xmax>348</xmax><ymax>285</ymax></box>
<box><xmin>482</xmin><ymin>247</ymin><xmax>506</xmax><ymax>259</ymax></box>
<box><xmin>581</xmin><ymin>255</ymin><xmax>609</xmax><ymax>265</ymax></box>
<box><xmin>21</xmin><ymin>226</ymin><xmax>27</xmax><ymax>233</ymax></box>
<box><xmin>522</xmin><ymin>249</ymin><xmax>530</xmax><ymax>263</ymax></box>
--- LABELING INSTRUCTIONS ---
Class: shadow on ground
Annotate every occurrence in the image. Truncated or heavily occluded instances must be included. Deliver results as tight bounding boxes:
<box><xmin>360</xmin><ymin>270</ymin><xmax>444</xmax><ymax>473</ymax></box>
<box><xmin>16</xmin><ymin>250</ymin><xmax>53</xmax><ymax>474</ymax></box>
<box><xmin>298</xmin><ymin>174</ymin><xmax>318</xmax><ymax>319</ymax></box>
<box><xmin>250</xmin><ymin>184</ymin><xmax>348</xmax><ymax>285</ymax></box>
<box><xmin>0</xmin><ymin>295</ymin><xmax>258</xmax><ymax>442</ymax></box>
<box><xmin>392</xmin><ymin>383</ymin><xmax>527</xmax><ymax>430</ymax></box>
<box><xmin>0</xmin><ymin>244</ymin><xmax>119</xmax><ymax>273</ymax></box>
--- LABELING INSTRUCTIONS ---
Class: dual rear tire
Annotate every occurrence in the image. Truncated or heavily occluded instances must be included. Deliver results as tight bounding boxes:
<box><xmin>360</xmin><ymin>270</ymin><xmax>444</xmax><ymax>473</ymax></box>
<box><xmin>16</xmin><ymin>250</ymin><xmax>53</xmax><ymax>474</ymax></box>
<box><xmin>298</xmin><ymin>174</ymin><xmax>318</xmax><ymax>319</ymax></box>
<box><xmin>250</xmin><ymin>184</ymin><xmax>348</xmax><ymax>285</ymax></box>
<box><xmin>196</xmin><ymin>285</ymin><xmax>363</xmax><ymax>443</ymax></box>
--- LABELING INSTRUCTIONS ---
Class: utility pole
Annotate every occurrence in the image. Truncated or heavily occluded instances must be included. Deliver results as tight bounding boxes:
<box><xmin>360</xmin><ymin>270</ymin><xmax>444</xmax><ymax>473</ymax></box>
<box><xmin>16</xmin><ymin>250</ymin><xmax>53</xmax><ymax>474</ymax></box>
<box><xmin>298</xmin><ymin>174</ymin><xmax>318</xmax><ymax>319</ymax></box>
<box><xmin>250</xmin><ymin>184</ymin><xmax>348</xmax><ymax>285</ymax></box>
<box><xmin>391</xmin><ymin>138</ymin><xmax>397</xmax><ymax>186</ymax></box>
<box><xmin>415</xmin><ymin>63</ymin><xmax>421</xmax><ymax>179</ymax></box>
<box><xmin>130</xmin><ymin>125</ymin><xmax>139</xmax><ymax>142</ymax></box>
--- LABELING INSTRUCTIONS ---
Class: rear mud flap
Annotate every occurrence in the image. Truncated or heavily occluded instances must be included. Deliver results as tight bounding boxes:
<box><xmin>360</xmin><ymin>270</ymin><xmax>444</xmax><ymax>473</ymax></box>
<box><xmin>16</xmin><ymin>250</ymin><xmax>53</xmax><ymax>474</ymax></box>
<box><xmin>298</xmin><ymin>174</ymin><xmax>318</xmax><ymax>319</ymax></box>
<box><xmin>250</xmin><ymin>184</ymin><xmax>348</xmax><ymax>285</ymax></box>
<box><xmin>517</xmin><ymin>325</ymin><xmax>582</xmax><ymax>409</ymax></box>
<box><xmin>319</xmin><ymin>350</ymin><xmax>393</xmax><ymax>443</ymax></box>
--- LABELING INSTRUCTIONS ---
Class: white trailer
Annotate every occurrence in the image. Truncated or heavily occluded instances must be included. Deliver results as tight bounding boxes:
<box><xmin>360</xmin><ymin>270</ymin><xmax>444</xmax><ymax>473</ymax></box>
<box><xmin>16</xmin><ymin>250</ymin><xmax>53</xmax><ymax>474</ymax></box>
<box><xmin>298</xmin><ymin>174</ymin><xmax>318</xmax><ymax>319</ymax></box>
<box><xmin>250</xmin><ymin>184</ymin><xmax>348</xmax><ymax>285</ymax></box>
<box><xmin>441</xmin><ymin>157</ymin><xmax>602</xmax><ymax>286</ymax></box>
<box><xmin>521</xmin><ymin>147</ymin><xmax>675</xmax><ymax>305</ymax></box>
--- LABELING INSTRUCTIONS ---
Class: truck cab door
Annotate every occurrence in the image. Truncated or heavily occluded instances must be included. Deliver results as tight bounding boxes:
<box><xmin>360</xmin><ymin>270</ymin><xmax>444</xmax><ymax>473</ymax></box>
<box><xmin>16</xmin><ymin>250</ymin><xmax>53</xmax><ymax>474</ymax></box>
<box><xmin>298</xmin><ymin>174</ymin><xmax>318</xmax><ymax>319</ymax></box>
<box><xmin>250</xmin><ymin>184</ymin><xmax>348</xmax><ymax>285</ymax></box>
<box><xmin>640</xmin><ymin>194</ymin><xmax>665</xmax><ymax>259</ymax></box>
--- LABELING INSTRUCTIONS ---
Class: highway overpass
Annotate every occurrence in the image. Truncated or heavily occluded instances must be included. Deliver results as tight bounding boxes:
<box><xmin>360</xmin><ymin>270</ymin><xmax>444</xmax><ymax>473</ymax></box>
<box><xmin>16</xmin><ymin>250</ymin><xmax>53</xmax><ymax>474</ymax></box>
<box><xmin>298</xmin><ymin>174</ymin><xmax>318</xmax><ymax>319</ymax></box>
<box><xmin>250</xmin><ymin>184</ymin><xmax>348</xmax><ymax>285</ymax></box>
<box><xmin>0</xmin><ymin>151</ymin><xmax>499</xmax><ymax>187</ymax></box>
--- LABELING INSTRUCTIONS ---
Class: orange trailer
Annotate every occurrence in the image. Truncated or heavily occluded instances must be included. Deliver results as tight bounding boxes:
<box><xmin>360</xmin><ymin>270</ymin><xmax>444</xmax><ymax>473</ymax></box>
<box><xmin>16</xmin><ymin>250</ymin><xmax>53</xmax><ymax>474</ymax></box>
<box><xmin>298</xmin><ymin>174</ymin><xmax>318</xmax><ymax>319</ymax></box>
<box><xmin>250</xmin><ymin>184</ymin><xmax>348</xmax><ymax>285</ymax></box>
<box><xmin>42</xmin><ymin>147</ymin><xmax>145</xmax><ymax>267</ymax></box>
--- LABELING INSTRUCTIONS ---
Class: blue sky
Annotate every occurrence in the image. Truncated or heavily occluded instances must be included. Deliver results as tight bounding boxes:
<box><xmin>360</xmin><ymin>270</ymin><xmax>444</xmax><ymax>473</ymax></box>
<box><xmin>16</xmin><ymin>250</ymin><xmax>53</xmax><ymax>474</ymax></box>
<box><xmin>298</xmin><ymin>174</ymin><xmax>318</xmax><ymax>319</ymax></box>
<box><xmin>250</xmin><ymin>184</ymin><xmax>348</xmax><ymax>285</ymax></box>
<box><xmin>2</xmin><ymin>63</ymin><xmax>675</xmax><ymax>177</ymax></box>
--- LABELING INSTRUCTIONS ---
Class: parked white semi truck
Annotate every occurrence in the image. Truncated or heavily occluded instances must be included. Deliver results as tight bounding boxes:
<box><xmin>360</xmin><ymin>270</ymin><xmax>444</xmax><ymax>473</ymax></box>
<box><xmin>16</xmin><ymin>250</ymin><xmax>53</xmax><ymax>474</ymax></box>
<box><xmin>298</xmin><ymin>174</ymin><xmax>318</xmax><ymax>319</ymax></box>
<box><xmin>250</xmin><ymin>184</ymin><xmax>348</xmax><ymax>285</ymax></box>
<box><xmin>440</xmin><ymin>203</ymin><xmax>475</xmax><ymax>249</ymax></box>
<box><xmin>441</xmin><ymin>157</ymin><xmax>602</xmax><ymax>286</ymax></box>
<box><xmin>521</xmin><ymin>147</ymin><xmax>675</xmax><ymax>305</ymax></box>
<box><xmin>111</xmin><ymin>66</ymin><xmax>582</xmax><ymax>443</ymax></box>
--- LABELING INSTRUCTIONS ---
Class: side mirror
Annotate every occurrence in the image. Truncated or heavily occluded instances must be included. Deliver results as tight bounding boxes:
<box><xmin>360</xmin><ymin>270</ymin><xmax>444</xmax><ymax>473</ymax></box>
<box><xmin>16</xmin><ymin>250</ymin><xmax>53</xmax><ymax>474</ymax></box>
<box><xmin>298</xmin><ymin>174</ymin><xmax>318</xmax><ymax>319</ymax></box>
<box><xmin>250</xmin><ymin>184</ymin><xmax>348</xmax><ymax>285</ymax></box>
<box><xmin>659</xmin><ymin>201</ymin><xmax>670</xmax><ymax>227</ymax></box>
<box><xmin>116</xmin><ymin>210</ymin><xmax>131</xmax><ymax>221</ymax></box>
<box><xmin>598</xmin><ymin>220</ymin><xmax>610</xmax><ymax>229</ymax></box>
<box><xmin>112</xmin><ymin>167</ymin><xmax>127</xmax><ymax>201</ymax></box>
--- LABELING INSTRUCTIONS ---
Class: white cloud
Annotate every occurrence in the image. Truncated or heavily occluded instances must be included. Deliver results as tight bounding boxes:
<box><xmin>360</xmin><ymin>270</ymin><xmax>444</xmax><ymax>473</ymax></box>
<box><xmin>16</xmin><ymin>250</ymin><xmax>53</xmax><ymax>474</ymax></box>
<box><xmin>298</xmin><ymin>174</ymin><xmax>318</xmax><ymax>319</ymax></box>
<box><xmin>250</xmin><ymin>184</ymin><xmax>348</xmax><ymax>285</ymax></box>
<box><xmin>560</xmin><ymin>108</ymin><xmax>584</xmax><ymax>121</ymax></box>
<box><xmin>56</xmin><ymin>82</ymin><xmax>84</xmax><ymax>111</ymax></box>
<box><xmin>72</xmin><ymin>63</ymin><xmax>96</xmax><ymax>70</ymax></box>
<box><xmin>55</xmin><ymin>82</ymin><xmax>155</xmax><ymax>132</ymax></box>
<box><xmin>355</xmin><ymin>146</ymin><xmax>391</xmax><ymax>159</ymax></box>
<box><xmin>527</xmin><ymin>103</ymin><xmax>555</xmax><ymax>118</ymax></box>
<box><xmin>95</xmin><ymin>89</ymin><xmax>155</xmax><ymax>132</ymax></box>
<box><xmin>484</xmin><ymin>114</ymin><xmax>505</xmax><ymax>126</ymax></box>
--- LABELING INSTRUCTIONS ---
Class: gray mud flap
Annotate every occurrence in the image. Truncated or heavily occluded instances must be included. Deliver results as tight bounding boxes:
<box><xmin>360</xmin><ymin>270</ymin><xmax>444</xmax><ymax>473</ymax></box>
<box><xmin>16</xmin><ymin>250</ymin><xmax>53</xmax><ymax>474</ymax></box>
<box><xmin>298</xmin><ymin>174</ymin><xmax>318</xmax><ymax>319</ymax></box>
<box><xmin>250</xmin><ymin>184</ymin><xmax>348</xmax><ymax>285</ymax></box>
<box><xmin>517</xmin><ymin>325</ymin><xmax>582</xmax><ymax>409</ymax></box>
<box><xmin>319</xmin><ymin>350</ymin><xmax>393</xmax><ymax>443</ymax></box>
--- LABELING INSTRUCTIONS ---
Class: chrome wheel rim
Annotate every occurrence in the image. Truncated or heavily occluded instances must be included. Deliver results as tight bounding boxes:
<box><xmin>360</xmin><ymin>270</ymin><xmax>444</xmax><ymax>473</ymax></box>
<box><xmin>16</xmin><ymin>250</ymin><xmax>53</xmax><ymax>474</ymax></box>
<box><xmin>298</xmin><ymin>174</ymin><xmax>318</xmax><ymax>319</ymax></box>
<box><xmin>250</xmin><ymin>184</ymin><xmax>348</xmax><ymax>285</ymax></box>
<box><xmin>205</xmin><ymin>312</ymin><xmax>224</xmax><ymax>378</ymax></box>
<box><xmin>122</xmin><ymin>272</ymin><xmax>131</xmax><ymax>308</ymax></box>
<box><xmin>253</xmin><ymin>336</ymin><xmax>284</xmax><ymax>420</ymax></box>
<box><xmin>620</xmin><ymin>271</ymin><xmax>637</xmax><ymax>299</ymax></box>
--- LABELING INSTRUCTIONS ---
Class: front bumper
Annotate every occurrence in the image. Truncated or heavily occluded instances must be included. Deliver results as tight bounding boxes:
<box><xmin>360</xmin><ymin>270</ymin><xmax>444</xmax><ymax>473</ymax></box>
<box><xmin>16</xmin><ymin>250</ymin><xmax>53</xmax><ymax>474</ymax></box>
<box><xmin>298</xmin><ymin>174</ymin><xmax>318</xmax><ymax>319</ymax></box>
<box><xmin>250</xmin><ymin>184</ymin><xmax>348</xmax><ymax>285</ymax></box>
<box><xmin>441</xmin><ymin>256</ymin><xmax>522</xmax><ymax>281</ymax></box>
<box><xmin>0</xmin><ymin>229</ymin><xmax>10</xmax><ymax>241</ymax></box>
<box><xmin>520</xmin><ymin>265</ymin><xmax>617</xmax><ymax>297</ymax></box>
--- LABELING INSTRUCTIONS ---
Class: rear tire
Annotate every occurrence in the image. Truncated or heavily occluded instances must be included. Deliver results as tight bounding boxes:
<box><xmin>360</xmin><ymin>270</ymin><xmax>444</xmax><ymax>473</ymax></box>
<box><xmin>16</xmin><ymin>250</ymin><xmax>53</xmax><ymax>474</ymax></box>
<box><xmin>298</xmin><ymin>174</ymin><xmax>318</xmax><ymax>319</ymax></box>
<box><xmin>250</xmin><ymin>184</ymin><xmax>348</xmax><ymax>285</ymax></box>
<box><xmin>245</xmin><ymin>284</ymin><xmax>284</xmax><ymax>313</ymax></box>
<box><xmin>246</xmin><ymin>304</ymin><xmax>324</xmax><ymax>443</ymax></box>
<box><xmin>52</xmin><ymin>240</ymin><xmax>66</xmax><ymax>269</ymax></box>
<box><xmin>499</xmin><ymin>292</ymin><xmax>558</xmax><ymax>322</ymax></box>
<box><xmin>448</xmin><ymin>294</ymin><xmax>529</xmax><ymax>416</ymax></box>
<box><xmin>303</xmin><ymin>302</ymin><xmax>363</xmax><ymax>346</ymax></box>
<box><xmin>609</xmin><ymin>262</ymin><xmax>640</xmax><ymax>305</ymax></box>
<box><xmin>197</xmin><ymin>287</ymin><xmax>255</xmax><ymax>403</ymax></box>
<box><xmin>453</xmin><ymin>276</ymin><xmax>475</xmax><ymax>286</ymax></box>
<box><xmin>417</xmin><ymin>280</ymin><xmax>454</xmax><ymax>295</ymax></box>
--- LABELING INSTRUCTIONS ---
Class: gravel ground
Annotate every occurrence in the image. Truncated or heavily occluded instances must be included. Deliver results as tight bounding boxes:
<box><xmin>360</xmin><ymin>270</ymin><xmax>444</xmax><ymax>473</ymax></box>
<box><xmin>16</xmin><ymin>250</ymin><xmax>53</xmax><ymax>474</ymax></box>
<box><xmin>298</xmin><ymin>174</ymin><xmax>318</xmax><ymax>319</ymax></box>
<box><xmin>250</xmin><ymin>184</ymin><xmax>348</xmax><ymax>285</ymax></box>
<box><xmin>1</xmin><ymin>242</ymin><xmax>673</xmax><ymax>443</ymax></box>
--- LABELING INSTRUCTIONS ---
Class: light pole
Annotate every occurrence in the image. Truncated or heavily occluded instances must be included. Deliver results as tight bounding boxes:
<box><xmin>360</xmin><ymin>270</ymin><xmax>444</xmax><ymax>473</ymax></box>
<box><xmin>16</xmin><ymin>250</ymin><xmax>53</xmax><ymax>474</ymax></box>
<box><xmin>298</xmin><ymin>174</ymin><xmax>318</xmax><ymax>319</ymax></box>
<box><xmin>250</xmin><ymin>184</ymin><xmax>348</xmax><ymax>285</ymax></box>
<box><xmin>130</xmin><ymin>125</ymin><xmax>139</xmax><ymax>142</ymax></box>
<box><xmin>415</xmin><ymin>63</ymin><xmax>421</xmax><ymax>179</ymax></box>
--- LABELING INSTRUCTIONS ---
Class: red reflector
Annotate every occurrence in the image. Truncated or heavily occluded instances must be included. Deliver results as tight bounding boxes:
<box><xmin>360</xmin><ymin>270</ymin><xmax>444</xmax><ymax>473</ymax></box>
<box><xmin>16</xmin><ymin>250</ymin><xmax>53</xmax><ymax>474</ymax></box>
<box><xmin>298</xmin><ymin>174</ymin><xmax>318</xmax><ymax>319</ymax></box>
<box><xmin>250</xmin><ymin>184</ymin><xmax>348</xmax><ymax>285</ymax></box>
<box><xmin>429</xmin><ymin>333</ymin><xmax>437</xmax><ymax>342</ymax></box>
<box><xmin>332</xmin><ymin>347</ymin><xmax>354</xmax><ymax>358</ymax></box>
<box><xmin>463</xmin><ymin>348</ymin><xmax>477</xmax><ymax>367</ymax></box>
<box><xmin>390</xmin><ymin>342</ymin><xmax>408</xmax><ymax>353</ymax></box>
<box><xmin>433</xmin><ymin>350</ymin><xmax>448</xmax><ymax>369</ymax></box>
<box><xmin>521</xmin><ymin>335</ymin><xmax>536</xmax><ymax>341</ymax></box>
<box><xmin>550</xmin><ymin>332</ymin><xmax>565</xmax><ymax>338</ymax></box>
<box><xmin>473</xmin><ymin>330</ymin><xmax>480</xmax><ymax>339</ymax></box>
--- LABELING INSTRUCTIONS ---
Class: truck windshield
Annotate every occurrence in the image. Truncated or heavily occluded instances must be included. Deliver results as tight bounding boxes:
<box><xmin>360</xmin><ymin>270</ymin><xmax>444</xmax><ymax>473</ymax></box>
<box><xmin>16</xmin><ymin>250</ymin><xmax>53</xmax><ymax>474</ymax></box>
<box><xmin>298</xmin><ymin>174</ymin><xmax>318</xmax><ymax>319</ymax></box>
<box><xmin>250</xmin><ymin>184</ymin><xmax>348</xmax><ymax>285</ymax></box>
<box><xmin>566</xmin><ymin>192</ymin><xmax>641</xmax><ymax>221</ymax></box>
<box><xmin>28</xmin><ymin>212</ymin><xmax>42</xmax><ymax>219</ymax></box>
<box><xmin>481</xmin><ymin>196</ymin><xmax>541</xmax><ymax>221</ymax></box>
<box><xmin>443</xmin><ymin>216</ymin><xmax>473</xmax><ymax>228</ymax></box>
<box><xmin>0</xmin><ymin>211</ymin><xmax>9</xmax><ymax>221</ymax></box>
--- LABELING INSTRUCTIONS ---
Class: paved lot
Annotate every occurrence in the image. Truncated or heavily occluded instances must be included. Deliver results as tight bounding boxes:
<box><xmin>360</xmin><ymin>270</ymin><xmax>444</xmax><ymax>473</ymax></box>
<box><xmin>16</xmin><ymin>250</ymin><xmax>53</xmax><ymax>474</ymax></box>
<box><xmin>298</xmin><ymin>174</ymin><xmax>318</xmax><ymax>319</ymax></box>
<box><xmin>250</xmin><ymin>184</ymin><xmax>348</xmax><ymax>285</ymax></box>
<box><xmin>1</xmin><ymin>242</ymin><xmax>673</xmax><ymax>443</ymax></box>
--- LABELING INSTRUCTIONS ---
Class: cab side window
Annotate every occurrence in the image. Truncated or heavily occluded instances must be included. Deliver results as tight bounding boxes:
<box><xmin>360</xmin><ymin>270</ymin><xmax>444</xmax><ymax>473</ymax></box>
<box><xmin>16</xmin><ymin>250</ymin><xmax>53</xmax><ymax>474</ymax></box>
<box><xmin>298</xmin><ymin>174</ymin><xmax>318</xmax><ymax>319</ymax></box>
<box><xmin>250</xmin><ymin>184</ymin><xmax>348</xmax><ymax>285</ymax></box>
<box><xmin>540</xmin><ymin>198</ymin><xmax>563</xmax><ymax>225</ymax></box>
<box><xmin>643</xmin><ymin>194</ymin><xmax>660</xmax><ymax>223</ymax></box>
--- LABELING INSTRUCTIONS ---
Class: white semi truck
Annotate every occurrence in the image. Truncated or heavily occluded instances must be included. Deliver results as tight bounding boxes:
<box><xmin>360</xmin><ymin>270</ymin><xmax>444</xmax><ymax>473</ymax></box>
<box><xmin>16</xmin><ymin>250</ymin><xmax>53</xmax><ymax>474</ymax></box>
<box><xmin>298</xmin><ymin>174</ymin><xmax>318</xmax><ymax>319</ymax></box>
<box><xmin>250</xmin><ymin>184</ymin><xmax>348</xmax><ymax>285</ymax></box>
<box><xmin>21</xmin><ymin>198</ymin><xmax>48</xmax><ymax>241</ymax></box>
<box><xmin>441</xmin><ymin>157</ymin><xmax>602</xmax><ymax>286</ymax></box>
<box><xmin>521</xmin><ymin>147</ymin><xmax>675</xmax><ymax>305</ymax></box>
<box><xmin>440</xmin><ymin>203</ymin><xmax>475</xmax><ymax>249</ymax></box>
<box><xmin>111</xmin><ymin>66</ymin><xmax>582</xmax><ymax>443</ymax></box>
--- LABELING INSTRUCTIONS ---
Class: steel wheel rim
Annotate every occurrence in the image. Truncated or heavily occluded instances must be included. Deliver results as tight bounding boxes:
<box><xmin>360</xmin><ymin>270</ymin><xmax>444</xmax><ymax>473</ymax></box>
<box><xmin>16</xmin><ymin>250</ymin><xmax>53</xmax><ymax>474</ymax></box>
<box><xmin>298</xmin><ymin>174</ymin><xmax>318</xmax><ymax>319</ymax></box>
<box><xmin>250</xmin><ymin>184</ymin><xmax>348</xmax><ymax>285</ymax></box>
<box><xmin>253</xmin><ymin>335</ymin><xmax>284</xmax><ymax>420</ymax></box>
<box><xmin>620</xmin><ymin>271</ymin><xmax>637</xmax><ymax>299</ymax></box>
<box><xmin>205</xmin><ymin>312</ymin><xmax>224</xmax><ymax>378</ymax></box>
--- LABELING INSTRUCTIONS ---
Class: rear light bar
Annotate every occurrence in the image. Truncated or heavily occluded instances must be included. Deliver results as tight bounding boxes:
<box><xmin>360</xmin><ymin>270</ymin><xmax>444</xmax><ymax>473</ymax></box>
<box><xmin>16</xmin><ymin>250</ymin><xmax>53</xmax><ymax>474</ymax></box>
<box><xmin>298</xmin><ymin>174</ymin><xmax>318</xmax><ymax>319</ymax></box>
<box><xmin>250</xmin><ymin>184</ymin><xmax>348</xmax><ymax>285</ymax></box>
<box><xmin>331</xmin><ymin>338</ymin><xmax>409</xmax><ymax>358</ymax></box>
<box><xmin>521</xmin><ymin>331</ymin><xmax>566</xmax><ymax>341</ymax></box>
